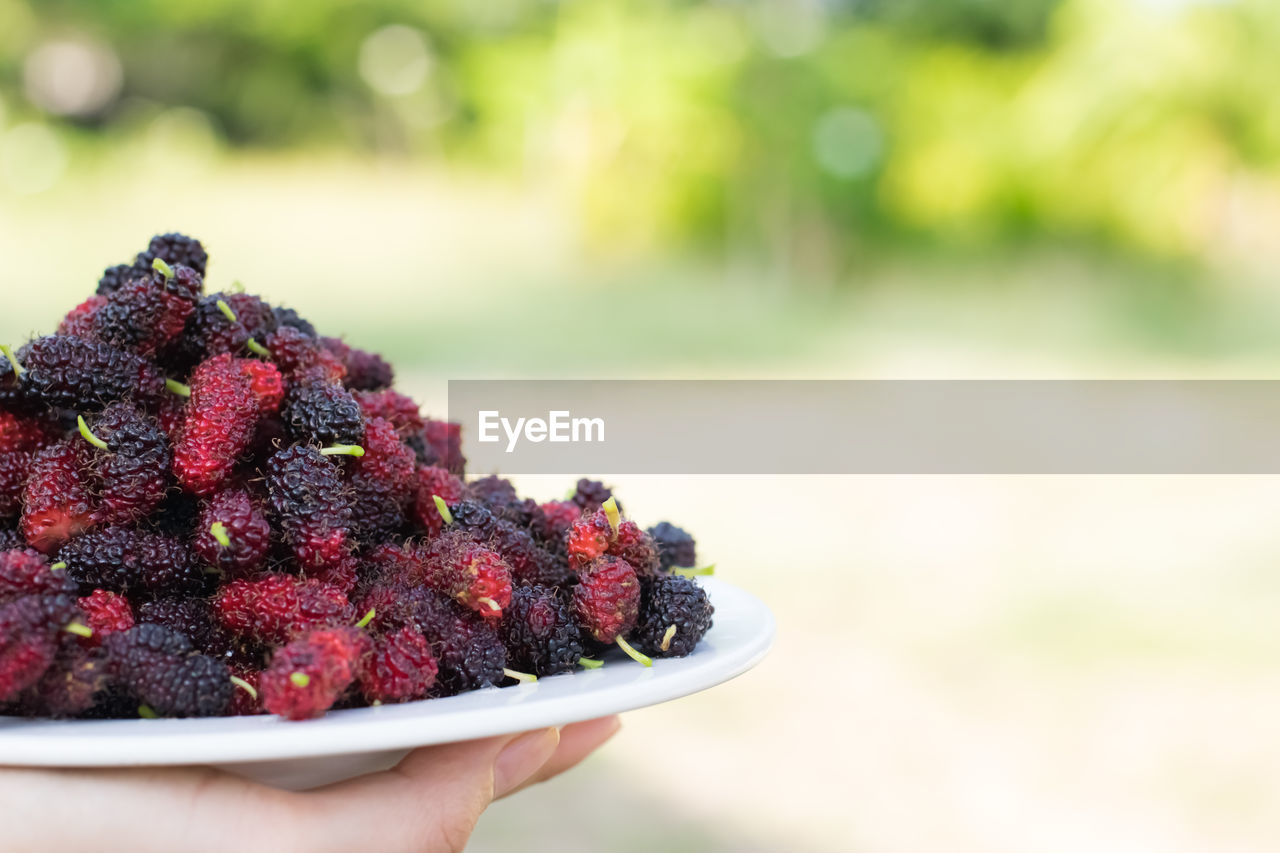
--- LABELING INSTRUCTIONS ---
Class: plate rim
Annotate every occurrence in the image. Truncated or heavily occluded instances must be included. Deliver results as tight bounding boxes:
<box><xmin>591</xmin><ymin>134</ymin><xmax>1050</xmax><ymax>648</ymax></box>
<box><xmin>0</xmin><ymin>578</ymin><xmax>774</xmax><ymax>767</ymax></box>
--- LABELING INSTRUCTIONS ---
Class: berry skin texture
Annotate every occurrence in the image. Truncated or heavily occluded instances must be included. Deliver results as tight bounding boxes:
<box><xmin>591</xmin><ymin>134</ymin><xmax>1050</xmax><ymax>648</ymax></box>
<box><xmin>97</xmin><ymin>233</ymin><xmax>205</xmax><ymax>298</ymax></box>
<box><xmin>228</xmin><ymin>665</ymin><xmax>263</xmax><ymax>716</ymax></box>
<box><xmin>97</xmin><ymin>264</ymin><xmax>139</xmax><ymax>297</ymax></box>
<box><xmin>492</xmin><ymin>521</ymin><xmax>570</xmax><ymax>587</ymax></box>
<box><xmin>194</xmin><ymin>489</ymin><xmax>271</xmax><ymax>576</ymax></box>
<box><xmin>264</xmin><ymin>445</ymin><xmax>353</xmax><ymax>570</ymax></box>
<box><xmin>273</xmin><ymin>307</ymin><xmax>317</xmax><ymax>339</ymax></box>
<box><xmin>260</xmin><ymin>627</ymin><xmax>369</xmax><ymax>720</ymax></box>
<box><xmin>416</xmin><ymin>531</ymin><xmax>513</xmax><ymax>620</ymax></box>
<box><xmin>501</xmin><ymin>585</ymin><xmax>583</xmax><ymax>677</ymax></box>
<box><xmin>412</xmin><ymin>465</ymin><xmax>465</xmax><ymax>535</ymax></box>
<box><xmin>83</xmin><ymin>404</ymin><xmax>172</xmax><ymax>525</ymax></box>
<box><xmin>466</xmin><ymin>476</ymin><xmax>538</xmax><ymax>527</ymax></box>
<box><xmin>58</xmin><ymin>295</ymin><xmax>108</xmax><ymax>337</ymax></box>
<box><xmin>225</xmin><ymin>293</ymin><xmax>279</xmax><ymax>342</ymax></box>
<box><xmin>566</xmin><ymin>511</ymin><xmax>611</xmax><ymax>570</ymax></box>
<box><xmin>0</xmin><ymin>528</ymin><xmax>24</xmax><ymax>552</ymax></box>
<box><xmin>91</xmin><ymin>269</ymin><xmax>198</xmax><ymax>357</ymax></box>
<box><xmin>357</xmin><ymin>624</ymin><xmax>437</xmax><ymax>703</ymax></box>
<box><xmin>354</xmin><ymin>389</ymin><xmax>425</xmax><ymax>440</ymax></box>
<box><xmin>449</xmin><ymin>500</ymin><xmax>498</xmax><ymax>539</ymax></box>
<box><xmin>77</xmin><ymin>589</ymin><xmax>135</xmax><ymax>645</ymax></box>
<box><xmin>532</xmin><ymin>500</ymin><xmax>579</xmax><ymax>561</ymax></box>
<box><xmin>17</xmin><ymin>335</ymin><xmax>164</xmax><ymax>411</ymax></box>
<box><xmin>0</xmin><ymin>548</ymin><xmax>76</xmax><ymax>601</ymax></box>
<box><xmin>0</xmin><ymin>409</ymin><xmax>55</xmax><ymax>453</ymax></box>
<box><xmin>175</xmin><ymin>292</ymin><xmax>277</xmax><ymax>367</ymax></box>
<box><xmin>399</xmin><ymin>587</ymin><xmax>506</xmax><ymax>696</ymax></box>
<box><xmin>631</xmin><ymin>574</ymin><xmax>714</xmax><ymax>658</ymax></box>
<box><xmin>572</xmin><ymin>479</ymin><xmax>617</xmax><ymax>513</ymax></box>
<box><xmin>214</xmin><ymin>575</ymin><xmax>354</xmax><ymax>645</ymax></box>
<box><xmin>339</xmin><ymin>345</ymin><xmax>394</xmax><ymax>392</ymax></box>
<box><xmin>311</xmin><ymin>555</ymin><xmax>360</xmax><ymax>594</ymax></box>
<box><xmin>647</xmin><ymin>521</ymin><xmax>697</xmax><ymax>571</ymax></box>
<box><xmin>173</xmin><ymin>354</ymin><xmax>260</xmax><ymax>496</ymax></box>
<box><xmin>105</xmin><ymin>623</ymin><xmax>232</xmax><ymax>717</ymax></box>
<box><xmin>240</xmin><ymin>359</ymin><xmax>284</xmax><ymax>415</ymax></box>
<box><xmin>448</xmin><ymin>499</ymin><xmax>569</xmax><ymax>587</ymax></box>
<box><xmin>567</xmin><ymin>507</ymin><xmax>658</xmax><ymax>575</ymax></box>
<box><xmin>282</xmin><ymin>379</ymin><xmax>366</xmax><ymax>446</ymax></box>
<box><xmin>347</xmin><ymin>417</ymin><xmax>416</xmax><ymax>541</ymax></box>
<box><xmin>0</xmin><ymin>593</ymin><xmax>80</xmax><ymax>702</ymax></box>
<box><xmin>467</xmin><ymin>475</ymin><xmax>519</xmax><ymax>510</ymax></box>
<box><xmin>137</xmin><ymin>597</ymin><xmax>233</xmax><ymax>657</ymax></box>
<box><xmin>21</xmin><ymin>440</ymin><xmax>99</xmax><ymax>553</ymax></box>
<box><xmin>422</xmin><ymin>420</ymin><xmax>465</xmax><ymax>475</ymax></box>
<box><xmin>144</xmin><ymin>233</ymin><xmax>209</xmax><ymax>275</ymax></box>
<box><xmin>59</xmin><ymin>526</ymin><xmax>206</xmax><ymax>595</ymax></box>
<box><xmin>155</xmin><ymin>393</ymin><xmax>186</xmax><ymax>443</ymax></box>
<box><xmin>28</xmin><ymin>649</ymin><xmax>109</xmax><ymax>717</ymax></box>
<box><xmin>263</xmin><ymin>326</ymin><xmax>346</xmax><ymax>382</ymax></box>
<box><xmin>572</xmin><ymin>556</ymin><xmax>641</xmax><ymax>645</ymax></box>
<box><xmin>611</xmin><ymin>520</ymin><xmax>660</xmax><ymax>576</ymax></box>
<box><xmin>0</xmin><ymin>450</ymin><xmax>34</xmax><ymax>520</ymax></box>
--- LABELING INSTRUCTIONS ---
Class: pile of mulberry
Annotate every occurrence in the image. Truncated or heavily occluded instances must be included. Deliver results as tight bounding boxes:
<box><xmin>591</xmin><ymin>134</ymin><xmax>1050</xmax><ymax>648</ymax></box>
<box><xmin>0</xmin><ymin>233</ymin><xmax>716</xmax><ymax>722</ymax></box>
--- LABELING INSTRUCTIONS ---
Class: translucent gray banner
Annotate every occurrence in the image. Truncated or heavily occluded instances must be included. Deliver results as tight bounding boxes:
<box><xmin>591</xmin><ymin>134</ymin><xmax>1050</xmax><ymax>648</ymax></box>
<box><xmin>447</xmin><ymin>380</ymin><xmax>1280</xmax><ymax>474</ymax></box>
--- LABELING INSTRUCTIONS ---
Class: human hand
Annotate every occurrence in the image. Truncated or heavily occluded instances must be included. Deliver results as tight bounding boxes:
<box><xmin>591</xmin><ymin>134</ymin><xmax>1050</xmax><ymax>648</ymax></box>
<box><xmin>1</xmin><ymin>715</ymin><xmax>621</xmax><ymax>853</ymax></box>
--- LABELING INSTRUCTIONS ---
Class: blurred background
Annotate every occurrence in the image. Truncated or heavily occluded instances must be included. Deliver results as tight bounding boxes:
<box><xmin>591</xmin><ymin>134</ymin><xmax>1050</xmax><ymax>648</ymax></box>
<box><xmin>2</xmin><ymin>0</ymin><xmax>1280</xmax><ymax>850</ymax></box>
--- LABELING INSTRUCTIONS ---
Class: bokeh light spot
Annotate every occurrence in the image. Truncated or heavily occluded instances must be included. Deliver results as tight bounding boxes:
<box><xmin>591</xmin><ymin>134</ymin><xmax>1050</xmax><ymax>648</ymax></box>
<box><xmin>358</xmin><ymin>25</ymin><xmax>433</xmax><ymax>97</ymax></box>
<box><xmin>812</xmin><ymin>107</ymin><xmax>883</xmax><ymax>180</ymax></box>
<box><xmin>23</xmin><ymin>37</ymin><xmax>122</xmax><ymax>117</ymax></box>
<box><xmin>753</xmin><ymin>0</ymin><xmax>826</xmax><ymax>58</ymax></box>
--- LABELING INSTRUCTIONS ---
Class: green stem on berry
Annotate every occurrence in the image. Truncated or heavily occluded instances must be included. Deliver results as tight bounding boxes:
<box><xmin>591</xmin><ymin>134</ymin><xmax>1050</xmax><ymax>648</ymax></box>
<box><xmin>670</xmin><ymin>563</ymin><xmax>716</xmax><ymax>577</ymax></box>
<box><xmin>602</xmin><ymin>497</ymin><xmax>621</xmax><ymax>535</ymax></box>
<box><xmin>0</xmin><ymin>345</ymin><xmax>22</xmax><ymax>379</ymax></box>
<box><xmin>355</xmin><ymin>608</ymin><xmax>376</xmax><ymax>629</ymax></box>
<box><xmin>290</xmin><ymin>672</ymin><xmax>311</xmax><ymax>688</ymax></box>
<box><xmin>209</xmin><ymin>522</ymin><xmax>231</xmax><ymax>547</ymax></box>
<box><xmin>246</xmin><ymin>337</ymin><xmax>272</xmax><ymax>358</ymax></box>
<box><xmin>476</xmin><ymin>597</ymin><xmax>501</xmax><ymax>613</ymax></box>
<box><xmin>432</xmin><ymin>494</ymin><xmax>454</xmax><ymax>525</ymax></box>
<box><xmin>503</xmin><ymin>668</ymin><xmax>538</xmax><ymax>684</ymax></box>
<box><xmin>320</xmin><ymin>444</ymin><xmax>365</xmax><ymax>457</ymax></box>
<box><xmin>577</xmin><ymin>657</ymin><xmax>604</xmax><ymax>670</ymax></box>
<box><xmin>229</xmin><ymin>675</ymin><xmax>258</xmax><ymax>700</ymax></box>
<box><xmin>76</xmin><ymin>416</ymin><xmax>109</xmax><ymax>451</ymax></box>
<box><xmin>615</xmin><ymin>636</ymin><xmax>653</xmax><ymax>667</ymax></box>
<box><xmin>49</xmin><ymin>562</ymin><xmax>66</xmax><ymax>571</ymax></box>
<box><xmin>165</xmin><ymin>378</ymin><xmax>191</xmax><ymax>397</ymax></box>
<box><xmin>215</xmin><ymin>298</ymin><xmax>238</xmax><ymax>323</ymax></box>
<box><xmin>660</xmin><ymin>624</ymin><xmax>677</xmax><ymax>653</ymax></box>
<box><xmin>229</xmin><ymin>280</ymin><xmax>246</xmax><ymax>294</ymax></box>
<box><xmin>63</xmin><ymin>621</ymin><xmax>93</xmax><ymax>638</ymax></box>
<box><xmin>151</xmin><ymin>257</ymin><xmax>175</xmax><ymax>280</ymax></box>
<box><xmin>138</xmin><ymin>705</ymin><xmax>159</xmax><ymax>719</ymax></box>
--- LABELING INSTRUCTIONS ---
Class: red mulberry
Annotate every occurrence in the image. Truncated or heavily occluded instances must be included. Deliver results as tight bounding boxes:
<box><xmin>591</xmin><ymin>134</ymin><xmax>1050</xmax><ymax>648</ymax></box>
<box><xmin>260</xmin><ymin>627</ymin><xmax>368</xmax><ymax>720</ymax></box>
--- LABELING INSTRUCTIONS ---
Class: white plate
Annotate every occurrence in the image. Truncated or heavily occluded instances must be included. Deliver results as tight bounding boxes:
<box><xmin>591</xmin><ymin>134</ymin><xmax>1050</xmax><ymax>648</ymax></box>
<box><xmin>0</xmin><ymin>578</ymin><xmax>774</xmax><ymax>789</ymax></box>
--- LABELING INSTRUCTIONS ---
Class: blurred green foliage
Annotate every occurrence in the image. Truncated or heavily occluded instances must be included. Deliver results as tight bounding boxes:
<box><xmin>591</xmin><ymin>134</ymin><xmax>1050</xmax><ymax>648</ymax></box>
<box><xmin>1</xmin><ymin>0</ymin><xmax>1279</xmax><ymax>273</ymax></box>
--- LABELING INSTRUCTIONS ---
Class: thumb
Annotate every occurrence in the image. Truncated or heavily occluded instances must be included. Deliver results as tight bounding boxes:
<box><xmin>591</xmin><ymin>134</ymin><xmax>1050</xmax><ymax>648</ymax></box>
<box><xmin>300</xmin><ymin>728</ymin><xmax>560</xmax><ymax>853</ymax></box>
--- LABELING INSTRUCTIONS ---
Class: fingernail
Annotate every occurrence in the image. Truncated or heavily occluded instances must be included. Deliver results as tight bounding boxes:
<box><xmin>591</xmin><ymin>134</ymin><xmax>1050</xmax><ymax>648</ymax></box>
<box><xmin>493</xmin><ymin>728</ymin><xmax>560</xmax><ymax>797</ymax></box>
